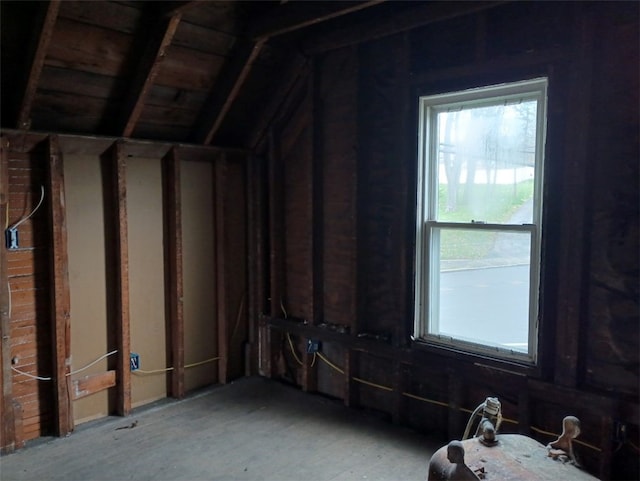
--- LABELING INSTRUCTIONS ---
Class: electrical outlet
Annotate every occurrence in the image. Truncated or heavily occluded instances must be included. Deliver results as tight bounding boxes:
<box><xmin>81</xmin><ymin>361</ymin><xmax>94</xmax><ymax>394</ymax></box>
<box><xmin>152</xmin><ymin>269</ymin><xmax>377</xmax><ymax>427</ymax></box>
<box><xmin>130</xmin><ymin>353</ymin><xmax>140</xmax><ymax>371</ymax></box>
<box><xmin>613</xmin><ymin>421</ymin><xmax>627</xmax><ymax>443</ymax></box>
<box><xmin>5</xmin><ymin>228</ymin><xmax>19</xmax><ymax>249</ymax></box>
<box><xmin>307</xmin><ymin>339</ymin><xmax>320</xmax><ymax>353</ymax></box>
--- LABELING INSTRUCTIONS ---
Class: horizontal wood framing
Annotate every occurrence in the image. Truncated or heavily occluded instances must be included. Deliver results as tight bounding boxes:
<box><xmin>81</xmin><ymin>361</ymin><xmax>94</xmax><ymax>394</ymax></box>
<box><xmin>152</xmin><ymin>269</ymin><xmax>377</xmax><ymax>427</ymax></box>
<box><xmin>72</xmin><ymin>371</ymin><xmax>116</xmax><ymax>401</ymax></box>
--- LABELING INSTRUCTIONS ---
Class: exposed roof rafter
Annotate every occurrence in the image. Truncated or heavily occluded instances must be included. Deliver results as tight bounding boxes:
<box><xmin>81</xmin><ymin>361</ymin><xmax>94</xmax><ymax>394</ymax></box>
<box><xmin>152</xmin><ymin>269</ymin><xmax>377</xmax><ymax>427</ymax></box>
<box><xmin>17</xmin><ymin>0</ymin><xmax>60</xmax><ymax>130</ymax></box>
<box><xmin>118</xmin><ymin>12</ymin><xmax>183</xmax><ymax>138</ymax></box>
<box><xmin>246</xmin><ymin>53</ymin><xmax>310</xmax><ymax>150</ymax></box>
<box><xmin>192</xmin><ymin>39</ymin><xmax>266</xmax><ymax>145</ymax></box>
<box><xmin>249</xmin><ymin>0</ymin><xmax>384</xmax><ymax>40</ymax></box>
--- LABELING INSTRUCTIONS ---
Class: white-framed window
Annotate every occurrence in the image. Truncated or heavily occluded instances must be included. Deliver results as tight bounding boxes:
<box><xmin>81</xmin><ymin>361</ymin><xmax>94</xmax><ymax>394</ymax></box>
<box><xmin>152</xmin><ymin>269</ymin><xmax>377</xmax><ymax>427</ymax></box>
<box><xmin>414</xmin><ymin>78</ymin><xmax>547</xmax><ymax>363</ymax></box>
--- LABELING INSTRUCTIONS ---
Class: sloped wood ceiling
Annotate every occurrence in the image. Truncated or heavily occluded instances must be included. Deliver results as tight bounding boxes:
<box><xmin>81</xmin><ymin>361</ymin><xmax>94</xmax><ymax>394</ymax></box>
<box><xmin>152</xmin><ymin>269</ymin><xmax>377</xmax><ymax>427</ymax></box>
<box><xmin>0</xmin><ymin>0</ymin><xmax>405</xmax><ymax>148</ymax></box>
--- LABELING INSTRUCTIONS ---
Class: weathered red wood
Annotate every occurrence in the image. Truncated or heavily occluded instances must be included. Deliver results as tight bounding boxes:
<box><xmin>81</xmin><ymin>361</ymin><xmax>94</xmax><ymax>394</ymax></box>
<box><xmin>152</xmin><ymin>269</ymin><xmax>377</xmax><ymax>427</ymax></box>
<box><xmin>108</xmin><ymin>141</ymin><xmax>131</xmax><ymax>416</ymax></box>
<box><xmin>17</xmin><ymin>0</ymin><xmax>60</xmax><ymax>130</ymax></box>
<box><xmin>215</xmin><ymin>156</ymin><xmax>228</xmax><ymax>384</ymax></box>
<box><xmin>249</xmin><ymin>0</ymin><xmax>384</xmax><ymax>40</ymax></box>
<box><xmin>45</xmin><ymin>134</ymin><xmax>73</xmax><ymax>436</ymax></box>
<box><xmin>194</xmin><ymin>39</ymin><xmax>266</xmax><ymax>145</ymax></box>
<box><xmin>120</xmin><ymin>13</ymin><xmax>183</xmax><ymax>137</ymax></box>
<box><xmin>162</xmin><ymin>148</ymin><xmax>184</xmax><ymax>398</ymax></box>
<box><xmin>0</xmin><ymin>136</ymin><xmax>16</xmax><ymax>452</ymax></box>
<box><xmin>72</xmin><ymin>371</ymin><xmax>116</xmax><ymax>401</ymax></box>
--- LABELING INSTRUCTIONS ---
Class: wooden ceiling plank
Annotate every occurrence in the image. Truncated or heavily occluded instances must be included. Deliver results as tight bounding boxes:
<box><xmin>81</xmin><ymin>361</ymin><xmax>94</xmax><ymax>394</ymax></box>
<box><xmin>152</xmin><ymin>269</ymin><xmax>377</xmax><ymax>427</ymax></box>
<box><xmin>119</xmin><ymin>13</ymin><xmax>183</xmax><ymax>138</ymax></box>
<box><xmin>17</xmin><ymin>0</ymin><xmax>61</xmax><ymax>130</ymax></box>
<box><xmin>303</xmin><ymin>1</ymin><xmax>504</xmax><ymax>54</ymax></box>
<box><xmin>249</xmin><ymin>0</ymin><xmax>384</xmax><ymax>40</ymax></box>
<box><xmin>193</xmin><ymin>39</ymin><xmax>266</xmax><ymax>145</ymax></box>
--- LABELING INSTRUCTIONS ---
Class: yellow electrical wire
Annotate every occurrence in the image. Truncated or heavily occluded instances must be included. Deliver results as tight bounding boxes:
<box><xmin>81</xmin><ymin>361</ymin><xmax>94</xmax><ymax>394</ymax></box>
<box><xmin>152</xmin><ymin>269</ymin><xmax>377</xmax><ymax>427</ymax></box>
<box><xmin>132</xmin><ymin>356</ymin><xmax>221</xmax><ymax>375</ymax></box>
<box><xmin>316</xmin><ymin>352</ymin><xmax>344</xmax><ymax>374</ymax></box>
<box><xmin>185</xmin><ymin>357</ymin><xmax>221</xmax><ymax>369</ymax></box>
<box><xmin>133</xmin><ymin>367</ymin><xmax>174</xmax><ymax>375</ymax></box>
<box><xmin>311</xmin><ymin>345</ymin><xmax>604</xmax><ymax>453</ymax></box>
<box><xmin>353</xmin><ymin>377</ymin><xmax>393</xmax><ymax>392</ymax></box>
<box><xmin>401</xmin><ymin>392</ymin><xmax>449</xmax><ymax>408</ymax></box>
<box><xmin>286</xmin><ymin>332</ymin><xmax>304</xmax><ymax>367</ymax></box>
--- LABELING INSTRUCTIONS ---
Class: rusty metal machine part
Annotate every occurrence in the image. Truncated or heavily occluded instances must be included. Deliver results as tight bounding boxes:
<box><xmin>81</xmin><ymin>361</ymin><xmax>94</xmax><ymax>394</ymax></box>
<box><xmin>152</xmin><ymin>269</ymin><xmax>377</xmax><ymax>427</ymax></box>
<box><xmin>427</xmin><ymin>434</ymin><xmax>599</xmax><ymax>481</ymax></box>
<box><xmin>428</xmin><ymin>401</ymin><xmax>598</xmax><ymax>481</ymax></box>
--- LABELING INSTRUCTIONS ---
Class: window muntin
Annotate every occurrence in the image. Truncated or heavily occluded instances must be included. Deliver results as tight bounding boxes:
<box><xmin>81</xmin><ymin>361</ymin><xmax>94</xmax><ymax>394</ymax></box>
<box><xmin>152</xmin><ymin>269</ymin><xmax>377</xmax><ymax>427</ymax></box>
<box><xmin>414</xmin><ymin>78</ymin><xmax>547</xmax><ymax>363</ymax></box>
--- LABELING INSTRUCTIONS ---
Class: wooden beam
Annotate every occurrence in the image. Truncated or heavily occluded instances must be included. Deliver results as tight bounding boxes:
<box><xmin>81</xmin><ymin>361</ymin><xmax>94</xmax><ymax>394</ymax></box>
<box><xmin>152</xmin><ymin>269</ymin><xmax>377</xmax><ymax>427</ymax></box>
<box><xmin>311</xmin><ymin>60</ymin><xmax>324</xmax><ymax>327</ymax></box>
<box><xmin>267</xmin><ymin>129</ymin><xmax>285</xmax><ymax>325</ymax></box>
<box><xmin>215</xmin><ymin>156</ymin><xmax>229</xmax><ymax>383</ymax></box>
<box><xmin>391</xmin><ymin>360</ymin><xmax>406</xmax><ymax>425</ymax></box>
<box><xmin>553</xmin><ymin>7</ymin><xmax>594</xmax><ymax>389</ymax></box>
<box><xmin>266</xmin><ymin>129</ymin><xmax>285</xmax><ymax>378</ymax></box>
<box><xmin>0</xmin><ymin>129</ymin><xmax>249</xmax><ymax>158</ymax></box>
<box><xmin>246</xmin><ymin>54</ymin><xmax>309</xmax><ymax>151</ymax></box>
<box><xmin>301</xmin><ymin>347</ymin><xmax>318</xmax><ymax>393</ymax></box>
<box><xmin>119</xmin><ymin>13</ymin><xmax>182</xmax><ymax>137</ymax></box>
<box><xmin>303</xmin><ymin>1</ymin><xmax>503</xmax><ymax>54</ymax></box>
<box><xmin>343</xmin><ymin>349</ymin><xmax>358</xmax><ymax>408</ymax></box>
<box><xmin>249</xmin><ymin>1</ymin><xmax>384</xmax><ymax>40</ymax></box>
<box><xmin>193</xmin><ymin>39</ymin><xmax>266</xmax><ymax>145</ymax></box>
<box><xmin>245</xmin><ymin>156</ymin><xmax>262</xmax><ymax>376</ymax></box>
<box><xmin>106</xmin><ymin>141</ymin><xmax>131</xmax><ymax>416</ymax></box>
<box><xmin>0</xmin><ymin>136</ymin><xmax>16</xmax><ymax>453</ymax></box>
<box><xmin>162</xmin><ymin>148</ymin><xmax>184</xmax><ymax>398</ymax></box>
<box><xmin>46</xmin><ymin>134</ymin><xmax>73</xmax><ymax>436</ymax></box>
<box><xmin>72</xmin><ymin>371</ymin><xmax>116</xmax><ymax>401</ymax></box>
<box><xmin>17</xmin><ymin>0</ymin><xmax>60</xmax><ymax>130</ymax></box>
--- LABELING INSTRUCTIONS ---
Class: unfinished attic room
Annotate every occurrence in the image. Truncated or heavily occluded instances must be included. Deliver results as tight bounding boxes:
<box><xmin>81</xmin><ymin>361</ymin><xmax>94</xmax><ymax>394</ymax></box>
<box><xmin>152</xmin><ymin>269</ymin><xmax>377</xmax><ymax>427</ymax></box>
<box><xmin>1</xmin><ymin>0</ymin><xmax>638</xmax><ymax>480</ymax></box>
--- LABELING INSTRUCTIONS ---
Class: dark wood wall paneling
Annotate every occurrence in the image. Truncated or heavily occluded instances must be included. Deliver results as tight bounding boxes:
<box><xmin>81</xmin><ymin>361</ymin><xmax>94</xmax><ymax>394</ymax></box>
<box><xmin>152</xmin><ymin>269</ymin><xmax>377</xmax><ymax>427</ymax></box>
<box><xmin>262</xmin><ymin>3</ymin><xmax>639</xmax><ymax>480</ymax></box>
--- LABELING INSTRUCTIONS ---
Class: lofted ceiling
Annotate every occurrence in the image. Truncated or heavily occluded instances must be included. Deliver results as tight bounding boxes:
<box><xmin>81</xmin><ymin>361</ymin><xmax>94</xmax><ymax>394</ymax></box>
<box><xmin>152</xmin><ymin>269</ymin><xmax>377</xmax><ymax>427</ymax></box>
<box><xmin>0</xmin><ymin>0</ymin><xmax>406</xmax><ymax>150</ymax></box>
<box><xmin>1</xmin><ymin>1</ymin><xmax>503</xmax><ymax>150</ymax></box>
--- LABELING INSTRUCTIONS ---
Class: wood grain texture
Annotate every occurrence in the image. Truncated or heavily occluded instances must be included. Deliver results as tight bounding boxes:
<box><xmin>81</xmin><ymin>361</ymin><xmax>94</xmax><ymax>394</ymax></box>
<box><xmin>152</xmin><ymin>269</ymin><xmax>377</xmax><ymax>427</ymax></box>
<box><xmin>72</xmin><ymin>371</ymin><xmax>116</xmax><ymax>401</ymax></box>
<box><xmin>120</xmin><ymin>13</ymin><xmax>183</xmax><ymax>137</ymax></box>
<box><xmin>105</xmin><ymin>142</ymin><xmax>131</xmax><ymax>416</ymax></box>
<box><xmin>17</xmin><ymin>1</ymin><xmax>60</xmax><ymax>130</ymax></box>
<box><xmin>0</xmin><ymin>136</ymin><xmax>16</xmax><ymax>452</ymax></box>
<box><xmin>46</xmin><ymin>135</ymin><xmax>73</xmax><ymax>436</ymax></box>
<box><xmin>162</xmin><ymin>148</ymin><xmax>184</xmax><ymax>398</ymax></box>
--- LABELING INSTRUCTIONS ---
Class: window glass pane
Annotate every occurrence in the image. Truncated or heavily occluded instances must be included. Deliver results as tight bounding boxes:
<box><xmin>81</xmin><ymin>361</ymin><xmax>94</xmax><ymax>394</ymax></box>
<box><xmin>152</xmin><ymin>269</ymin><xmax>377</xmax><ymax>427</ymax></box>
<box><xmin>435</xmin><ymin>101</ymin><xmax>538</xmax><ymax>224</ymax></box>
<box><xmin>432</xmin><ymin>228</ymin><xmax>531</xmax><ymax>353</ymax></box>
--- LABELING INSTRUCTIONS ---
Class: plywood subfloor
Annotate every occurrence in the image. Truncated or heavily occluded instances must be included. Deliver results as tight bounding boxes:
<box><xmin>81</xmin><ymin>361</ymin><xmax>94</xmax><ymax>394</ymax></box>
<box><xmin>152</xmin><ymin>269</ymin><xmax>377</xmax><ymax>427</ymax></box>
<box><xmin>0</xmin><ymin>376</ymin><xmax>441</xmax><ymax>481</ymax></box>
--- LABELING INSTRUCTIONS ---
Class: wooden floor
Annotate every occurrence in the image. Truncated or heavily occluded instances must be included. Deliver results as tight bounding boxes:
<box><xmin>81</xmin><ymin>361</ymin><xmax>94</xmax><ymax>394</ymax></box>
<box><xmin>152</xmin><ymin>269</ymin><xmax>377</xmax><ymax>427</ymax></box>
<box><xmin>0</xmin><ymin>376</ymin><xmax>441</xmax><ymax>480</ymax></box>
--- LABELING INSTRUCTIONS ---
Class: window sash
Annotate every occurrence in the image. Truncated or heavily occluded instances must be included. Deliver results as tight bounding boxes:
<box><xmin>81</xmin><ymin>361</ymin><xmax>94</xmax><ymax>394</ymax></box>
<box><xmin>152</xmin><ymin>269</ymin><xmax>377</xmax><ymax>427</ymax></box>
<box><xmin>414</xmin><ymin>78</ymin><xmax>547</xmax><ymax>364</ymax></box>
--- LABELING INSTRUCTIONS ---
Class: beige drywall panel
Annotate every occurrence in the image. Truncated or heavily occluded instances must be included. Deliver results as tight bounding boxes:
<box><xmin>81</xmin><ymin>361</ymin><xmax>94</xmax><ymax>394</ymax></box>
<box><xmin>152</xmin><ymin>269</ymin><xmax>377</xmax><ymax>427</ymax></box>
<box><xmin>182</xmin><ymin>160</ymin><xmax>217</xmax><ymax>391</ymax></box>
<box><xmin>64</xmin><ymin>154</ymin><xmax>109</xmax><ymax>424</ymax></box>
<box><xmin>127</xmin><ymin>157</ymin><xmax>166</xmax><ymax>407</ymax></box>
